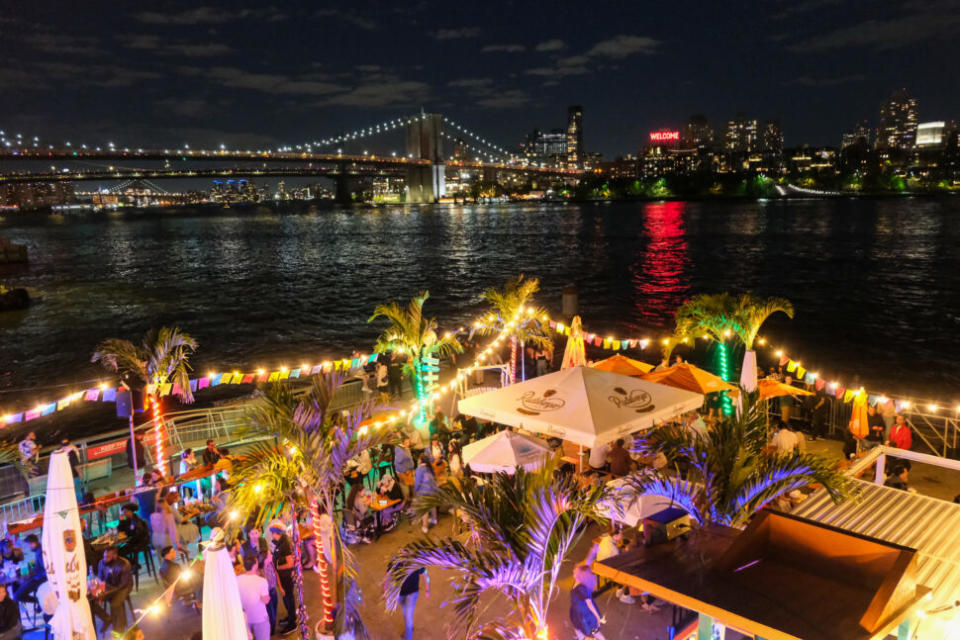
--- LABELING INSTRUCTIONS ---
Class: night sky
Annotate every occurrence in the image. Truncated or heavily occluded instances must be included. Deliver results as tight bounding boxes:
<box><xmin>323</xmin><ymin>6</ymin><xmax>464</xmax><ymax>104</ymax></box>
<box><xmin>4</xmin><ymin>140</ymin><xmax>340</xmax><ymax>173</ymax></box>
<box><xmin>2</xmin><ymin>0</ymin><xmax>958</xmax><ymax>157</ymax></box>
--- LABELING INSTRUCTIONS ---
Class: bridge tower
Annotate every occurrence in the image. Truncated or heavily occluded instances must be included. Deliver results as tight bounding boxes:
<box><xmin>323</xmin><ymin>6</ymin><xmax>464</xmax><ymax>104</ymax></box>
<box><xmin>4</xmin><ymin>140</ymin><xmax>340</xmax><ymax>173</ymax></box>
<box><xmin>405</xmin><ymin>113</ymin><xmax>445</xmax><ymax>204</ymax></box>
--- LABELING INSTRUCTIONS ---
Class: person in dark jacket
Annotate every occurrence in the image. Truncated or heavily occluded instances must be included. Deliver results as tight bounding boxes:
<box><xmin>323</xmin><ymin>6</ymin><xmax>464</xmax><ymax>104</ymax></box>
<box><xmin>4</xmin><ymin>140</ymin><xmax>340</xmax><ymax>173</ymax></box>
<box><xmin>14</xmin><ymin>534</ymin><xmax>45</xmax><ymax>604</ymax></box>
<box><xmin>118</xmin><ymin>504</ymin><xmax>150</xmax><ymax>567</ymax></box>
<box><xmin>0</xmin><ymin>584</ymin><xmax>21</xmax><ymax>640</ymax></box>
<box><xmin>91</xmin><ymin>545</ymin><xmax>134</xmax><ymax>633</ymax></box>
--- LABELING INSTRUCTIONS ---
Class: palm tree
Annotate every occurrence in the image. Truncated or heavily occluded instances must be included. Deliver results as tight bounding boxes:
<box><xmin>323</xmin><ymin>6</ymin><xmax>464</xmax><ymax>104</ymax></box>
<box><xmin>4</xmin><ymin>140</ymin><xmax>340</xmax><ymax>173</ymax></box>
<box><xmin>728</xmin><ymin>293</ymin><xmax>794</xmax><ymax>392</ymax></box>
<box><xmin>478</xmin><ymin>275</ymin><xmax>552</xmax><ymax>383</ymax></box>
<box><xmin>627</xmin><ymin>392</ymin><xmax>852</xmax><ymax>528</ymax></box>
<box><xmin>369</xmin><ymin>291</ymin><xmax>462</xmax><ymax>429</ymax></box>
<box><xmin>385</xmin><ymin>463</ymin><xmax>606</xmax><ymax>640</ymax></box>
<box><xmin>228</xmin><ymin>374</ymin><xmax>397</xmax><ymax>640</ymax></box>
<box><xmin>91</xmin><ymin>326</ymin><xmax>197</xmax><ymax>477</ymax></box>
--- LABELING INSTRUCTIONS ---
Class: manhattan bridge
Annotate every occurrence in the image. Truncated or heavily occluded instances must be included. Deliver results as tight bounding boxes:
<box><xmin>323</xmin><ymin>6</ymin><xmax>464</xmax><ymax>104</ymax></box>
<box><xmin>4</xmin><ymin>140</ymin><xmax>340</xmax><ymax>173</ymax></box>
<box><xmin>0</xmin><ymin>112</ymin><xmax>584</xmax><ymax>204</ymax></box>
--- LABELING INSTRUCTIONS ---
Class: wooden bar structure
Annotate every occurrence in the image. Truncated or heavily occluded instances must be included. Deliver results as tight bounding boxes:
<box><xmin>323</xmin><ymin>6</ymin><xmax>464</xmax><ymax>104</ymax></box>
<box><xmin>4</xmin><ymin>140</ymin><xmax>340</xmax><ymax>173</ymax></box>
<box><xmin>594</xmin><ymin>510</ymin><xmax>930</xmax><ymax>640</ymax></box>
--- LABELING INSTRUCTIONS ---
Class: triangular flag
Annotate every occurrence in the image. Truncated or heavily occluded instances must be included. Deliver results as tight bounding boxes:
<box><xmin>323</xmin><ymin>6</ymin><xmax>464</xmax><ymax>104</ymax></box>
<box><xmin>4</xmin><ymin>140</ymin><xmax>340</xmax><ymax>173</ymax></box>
<box><xmin>278</xmin><ymin>370</ymin><xmax>290</xmax><ymax>380</ymax></box>
<box><xmin>316</xmin><ymin>364</ymin><xmax>328</xmax><ymax>374</ymax></box>
<box><xmin>779</xmin><ymin>355</ymin><xmax>789</xmax><ymax>367</ymax></box>
<box><xmin>549</xmin><ymin>320</ymin><xmax>557</xmax><ymax>329</ymax></box>
<box><xmin>42</xmin><ymin>403</ymin><xmax>57</xmax><ymax>416</ymax></box>
<box><xmin>815</xmin><ymin>377</ymin><xmax>825</xmax><ymax>391</ymax></box>
<box><xmin>210</xmin><ymin>373</ymin><xmax>223</xmax><ymax>386</ymax></box>
<box><xmin>242</xmin><ymin>374</ymin><xmax>255</xmax><ymax>384</ymax></box>
<box><xmin>563</xmin><ymin>326</ymin><xmax>571</xmax><ymax>336</ymax></box>
<box><xmin>289</xmin><ymin>368</ymin><xmax>301</xmax><ymax>379</ymax></box>
<box><xmin>593</xmin><ymin>337</ymin><xmax>602</xmax><ymax>347</ymax></box>
<box><xmin>257</xmin><ymin>373</ymin><xmax>269</xmax><ymax>383</ymax></box>
<box><xmin>603</xmin><ymin>338</ymin><xmax>612</xmax><ymax>349</ymax></box>
<box><xmin>267</xmin><ymin>371</ymin><xmax>279</xmax><ymax>382</ymax></box>
<box><xmin>171</xmin><ymin>383</ymin><xmax>182</xmax><ymax>396</ymax></box>
<box><xmin>796</xmin><ymin>366</ymin><xmax>806</xmax><ymax>379</ymax></box>
<box><xmin>189</xmin><ymin>379</ymin><xmax>199</xmax><ymax>393</ymax></box>
<box><xmin>786</xmin><ymin>360</ymin><xmax>798</xmax><ymax>373</ymax></box>
<box><xmin>84</xmin><ymin>389</ymin><xmax>100</xmax><ymax>402</ymax></box>
<box><xmin>159</xmin><ymin>383</ymin><xmax>173</xmax><ymax>397</ymax></box>
<box><xmin>198</xmin><ymin>377</ymin><xmax>210</xmax><ymax>390</ymax></box>
<box><xmin>368</xmin><ymin>353</ymin><xmax>378</xmax><ymax>364</ymax></box>
<box><xmin>843</xmin><ymin>389</ymin><xmax>855</xmax><ymax>403</ymax></box>
<box><xmin>835</xmin><ymin>385</ymin><xmax>845</xmax><ymax>399</ymax></box>
<box><xmin>612</xmin><ymin>340</ymin><xmax>621</xmax><ymax>350</ymax></box>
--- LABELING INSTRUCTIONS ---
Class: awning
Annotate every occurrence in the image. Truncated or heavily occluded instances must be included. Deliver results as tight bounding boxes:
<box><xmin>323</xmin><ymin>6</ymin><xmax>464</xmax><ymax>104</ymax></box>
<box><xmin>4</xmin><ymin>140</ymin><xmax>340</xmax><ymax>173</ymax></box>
<box><xmin>457</xmin><ymin>365</ymin><xmax>703</xmax><ymax>448</ymax></box>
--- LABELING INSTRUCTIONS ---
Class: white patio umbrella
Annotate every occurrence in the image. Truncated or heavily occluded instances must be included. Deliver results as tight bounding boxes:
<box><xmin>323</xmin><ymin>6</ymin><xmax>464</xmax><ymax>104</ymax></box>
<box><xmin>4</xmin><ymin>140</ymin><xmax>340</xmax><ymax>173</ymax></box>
<box><xmin>203</xmin><ymin>528</ymin><xmax>249</xmax><ymax>640</ymax></box>
<box><xmin>462</xmin><ymin>430</ymin><xmax>553</xmax><ymax>474</ymax></box>
<box><xmin>41</xmin><ymin>450</ymin><xmax>96</xmax><ymax>640</ymax></box>
<box><xmin>457</xmin><ymin>365</ymin><xmax>704</xmax><ymax>449</ymax></box>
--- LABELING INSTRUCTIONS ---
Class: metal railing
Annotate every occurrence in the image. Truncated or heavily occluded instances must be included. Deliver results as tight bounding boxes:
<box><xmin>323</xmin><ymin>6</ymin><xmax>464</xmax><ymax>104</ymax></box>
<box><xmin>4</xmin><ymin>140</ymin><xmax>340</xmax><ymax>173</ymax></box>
<box><xmin>0</xmin><ymin>378</ymin><xmax>372</xmax><ymax>522</ymax></box>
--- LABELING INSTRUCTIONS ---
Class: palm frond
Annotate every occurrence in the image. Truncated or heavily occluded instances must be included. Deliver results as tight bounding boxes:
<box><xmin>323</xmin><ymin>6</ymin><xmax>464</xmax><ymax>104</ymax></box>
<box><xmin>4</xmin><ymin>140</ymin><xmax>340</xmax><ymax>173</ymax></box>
<box><xmin>731</xmin><ymin>293</ymin><xmax>794</xmax><ymax>350</ymax></box>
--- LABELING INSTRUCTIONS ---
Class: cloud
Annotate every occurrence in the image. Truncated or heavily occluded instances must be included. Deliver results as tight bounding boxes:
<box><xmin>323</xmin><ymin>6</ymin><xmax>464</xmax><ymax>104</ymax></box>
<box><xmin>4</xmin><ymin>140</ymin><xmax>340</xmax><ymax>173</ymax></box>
<box><xmin>316</xmin><ymin>80</ymin><xmax>431</xmax><ymax>107</ymax></box>
<box><xmin>135</xmin><ymin>7</ymin><xmax>247</xmax><ymax>25</ymax></box>
<box><xmin>535</xmin><ymin>39</ymin><xmax>566</xmax><ymax>52</ymax></box>
<box><xmin>476</xmin><ymin>90</ymin><xmax>531</xmax><ymax>109</ymax></box>
<box><xmin>771</xmin><ymin>0</ymin><xmax>843</xmax><ymax>20</ymax></box>
<box><xmin>154</xmin><ymin>97</ymin><xmax>213</xmax><ymax>118</ymax></box>
<box><xmin>434</xmin><ymin>27</ymin><xmax>481</xmax><ymax>40</ymax></box>
<box><xmin>314</xmin><ymin>8</ymin><xmax>377</xmax><ymax>30</ymax></box>
<box><xmin>789</xmin><ymin>8</ymin><xmax>960</xmax><ymax>51</ymax></box>
<box><xmin>122</xmin><ymin>36</ymin><xmax>233</xmax><ymax>56</ymax></box>
<box><xmin>586</xmin><ymin>34</ymin><xmax>659</xmax><ymax>58</ymax></box>
<box><xmin>26</xmin><ymin>33</ymin><xmax>103</xmax><ymax>56</ymax></box>
<box><xmin>481</xmin><ymin>43</ymin><xmax>525</xmax><ymax>53</ymax></box>
<box><xmin>782</xmin><ymin>73</ymin><xmax>865</xmax><ymax>86</ymax></box>
<box><xmin>204</xmin><ymin>66</ymin><xmax>343</xmax><ymax>95</ymax></box>
<box><xmin>447</xmin><ymin>78</ymin><xmax>494</xmax><ymax>88</ymax></box>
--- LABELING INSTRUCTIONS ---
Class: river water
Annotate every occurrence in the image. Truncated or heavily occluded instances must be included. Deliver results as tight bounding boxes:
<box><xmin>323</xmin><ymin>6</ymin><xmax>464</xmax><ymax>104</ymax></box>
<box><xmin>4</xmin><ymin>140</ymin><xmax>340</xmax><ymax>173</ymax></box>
<box><xmin>1</xmin><ymin>198</ymin><xmax>958</xmax><ymax>406</ymax></box>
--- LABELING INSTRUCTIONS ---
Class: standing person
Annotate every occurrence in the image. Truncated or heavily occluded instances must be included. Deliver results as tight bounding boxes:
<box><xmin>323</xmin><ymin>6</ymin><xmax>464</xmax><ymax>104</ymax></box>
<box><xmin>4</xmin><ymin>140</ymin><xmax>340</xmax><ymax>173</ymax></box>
<box><xmin>202</xmin><ymin>439</ymin><xmax>222</xmax><ymax>467</ymax></box>
<box><xmin>588</xmin><ymin>441</ymin><xmax>610</xmax><ymax>473</ymax></box>
<box><xmin>606</xmin><ymin>439</ymin><xmax>635</xmax><ymax>478</ymax></box>
<box><xmin>888</xmin><ymin>415</ymin><xmax>913</xmax><ymax>450</ymax></box>
<box><xmin>376</xmin><ymin>361</ymin><xmax>390</xmax><ymax>401</ymax></box>
<box><xmin>414</xmin><ymin>454</ymin><xmax>439</xmax><ymax>534</ymax></box>
<box><xmin>59</xmin><ymin>438</ymin><xmax>82</xmax><ymax>476</ymax></box>
<box><xmin>387</xmin><ymin>355</ymin><xmax>404</xmax><ymax>399</ymax></box>
<box><xmin>878</xmin><ymin>398</ymin><xmax>896</xmax><ymax>441</ymax></box>
<box><xmin>127</xmin><ymin>432</ymin><xmax>146</xmax><ymax>480</ymax></box>
<box><xmin>535</xmin><ymin>350</ymin><xmax>549</xmax><ymax>377</ymax></box>
<box><xmin>18</xmin><ymin>432</ymin><xmax>39</xmax><ymax>472</ymax></box>
<box><xmin>397</xmin><ymin>567</ymin><xmax>430</xmax><ymax>640</ymax></box>
<box><xmin>779</xmin><ymin>376</ymin><xmax>796</xmax><ymax>424</ymax></box>
<box><xmin>91</xmin><ymin>545</ymin><xmax>134</xmax><ymax>634</ymax></box>
<box><xmin>570</xmin><ymin>563</ymin><xmax>606</xmax><ymax>640</ymax></box>
<box><xmin>269</xmin><ymin>521</ymin><xmax>297</xmax><ymax>634</ymax></box>
<box><xmin>447</xmin><ymin>441</ymin><xmax>464</xmax><ymax>480</ymax></box>
<box><xmin>237</xmin><ymin>554</ymin><xmax>271</xmax><ymax>640</ymax></box>
<box><xmin>809</xmin><ymin>390</ymin><xmax>829</xmax><ymax>441</ymax></box>
<box><xmin>866</xmin><ymin>406</ymin><xmax>886</xmax><ymax>448</ymax></box>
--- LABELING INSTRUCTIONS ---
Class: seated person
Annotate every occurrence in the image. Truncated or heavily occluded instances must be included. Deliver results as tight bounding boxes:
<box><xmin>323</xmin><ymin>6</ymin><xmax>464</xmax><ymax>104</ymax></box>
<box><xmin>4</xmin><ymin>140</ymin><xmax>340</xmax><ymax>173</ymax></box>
<box><xmin>91</xmin><ymin>545</ymin><xmax>134</xmax><ymax>633</ymax></box>
<box><xmin>0</xmin><ymin>539</ymin><xmax>23</xmax><ymax>587</ymax></box>
<box><xmin>0</xmin><ymin>583</ymin><xmax>21</xmax><ymax>640</ymax></box>
<box><xmin>158</xmin><ymin>546</ymin><xmax>198</xmax><ymax>605</ymax></box>
<box><xmin>374</xmin><ymin>474</ymin><xmax>404</xmax><ymax>530</ymax></box>
<box><xmin>14</xmin><ymin>534</ymin><xmax>45</xmax><ymax>604</ymax></box>
<box><xmin>118</xmin><ymin>504</ymin><xmax>150</xmax><ymax>555</ymax></box>
<box><xmin>344</xmin><ymin>483</ymin><xmax>375</xmax><ymax>538</ymax></box>
<box><xmin>884</xmin><ymin>463</ymin><xmax>910</xmax><ymax>491</ymax></box>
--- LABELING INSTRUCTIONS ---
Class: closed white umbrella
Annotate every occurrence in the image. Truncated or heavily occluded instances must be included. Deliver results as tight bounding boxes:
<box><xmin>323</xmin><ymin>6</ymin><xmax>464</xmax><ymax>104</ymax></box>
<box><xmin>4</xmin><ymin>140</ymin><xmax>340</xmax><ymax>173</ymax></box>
<box><xmin>202</xmin><ymin>528</ymin><xmax>249</xmax><ymax>640</ymax></box>
<box><xmin>560</xmin><ymin>316</ymin><xmax>587</xmax><ymax>370</ymax></box>
<box><xmin>41</xmin><ymin>450</ymin><xmax>96</xmax><ymax>639</ymax></box>
<box><xmin>462</xmin><ymin>430</ymin><xmax>552</xmax><ymax>474</ymax></box>
<box><xmin>458</xmin><ymin>365</ymin><xmax>704</xmax><ymax>449</ymax></box>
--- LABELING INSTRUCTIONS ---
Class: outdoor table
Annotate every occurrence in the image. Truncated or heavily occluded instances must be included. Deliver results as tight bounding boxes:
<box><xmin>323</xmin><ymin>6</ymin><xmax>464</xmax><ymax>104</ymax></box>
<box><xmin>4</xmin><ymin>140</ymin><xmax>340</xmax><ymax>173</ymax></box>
<box><xmin>368</xmin><ymin>497</ymin><xmax>402</xmax><ymax>537</ymax></box>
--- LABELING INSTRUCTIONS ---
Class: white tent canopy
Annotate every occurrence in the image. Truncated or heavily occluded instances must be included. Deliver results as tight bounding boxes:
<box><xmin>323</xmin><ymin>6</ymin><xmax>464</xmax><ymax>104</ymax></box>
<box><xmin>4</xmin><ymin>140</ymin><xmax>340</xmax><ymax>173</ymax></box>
<box><xmin>457</xmin><ymin>365</ymin><xmax>704</xmax><ymax>449</ymax></box>
<box><xmin>462</xmin><ymin>430</ymin><xmax>553</xmax><ymax>474</ymax></box>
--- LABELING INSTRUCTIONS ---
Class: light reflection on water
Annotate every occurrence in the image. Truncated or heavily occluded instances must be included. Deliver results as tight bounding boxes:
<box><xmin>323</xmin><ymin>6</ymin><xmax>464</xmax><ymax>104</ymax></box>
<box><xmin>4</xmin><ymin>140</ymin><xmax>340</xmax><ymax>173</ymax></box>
<box><xmin>1</xmin><ymin>199</ymin><xmax>958</xmax><ymax>400</ymax></box>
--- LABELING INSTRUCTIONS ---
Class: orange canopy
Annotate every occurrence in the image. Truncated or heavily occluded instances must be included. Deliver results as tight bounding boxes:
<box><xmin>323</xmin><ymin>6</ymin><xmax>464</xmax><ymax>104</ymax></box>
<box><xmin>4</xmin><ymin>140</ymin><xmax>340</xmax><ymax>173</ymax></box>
<box><xmin>641</xmin><ymin>362</ymin><xmax>738</xmax><ymax>395</ymax></box>
<box><xmin>757</xmin><ymin>379</ymin><xmax>814</xmax><ymax>400</ymax></box>
<box><xmin>591</xmin><ymin>354</ymin><xmax>654</xmax><ymax>377</ymax></box>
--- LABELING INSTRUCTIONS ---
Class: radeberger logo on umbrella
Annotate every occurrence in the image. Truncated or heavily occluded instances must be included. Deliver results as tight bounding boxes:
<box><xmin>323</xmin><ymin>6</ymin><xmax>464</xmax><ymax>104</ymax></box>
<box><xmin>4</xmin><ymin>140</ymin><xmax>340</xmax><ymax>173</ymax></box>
<box><xmin>608</xmin><ymin>387</ymin><xmax>655</xmax><ymax>413</ymax></box>
<box><xmin>517</xmin><ymin>389</ymin><xmax>565</xmax><ymax>415</ymax></box>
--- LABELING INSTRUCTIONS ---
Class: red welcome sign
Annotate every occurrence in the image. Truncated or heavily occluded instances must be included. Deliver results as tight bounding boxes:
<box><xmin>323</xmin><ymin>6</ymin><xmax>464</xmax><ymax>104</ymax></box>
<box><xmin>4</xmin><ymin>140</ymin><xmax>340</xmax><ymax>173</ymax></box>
<box><xmin>87</xmin><ymin>439</ymin><xmax>128</xmax><ymax>461</ymax></box>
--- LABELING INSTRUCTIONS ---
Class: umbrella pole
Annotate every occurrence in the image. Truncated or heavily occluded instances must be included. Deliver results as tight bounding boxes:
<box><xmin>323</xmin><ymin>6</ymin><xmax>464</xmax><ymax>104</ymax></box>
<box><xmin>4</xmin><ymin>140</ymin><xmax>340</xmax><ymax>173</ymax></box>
<box><xmin>578</xmin><ymin>444</ymin><xmax>583</xmax><ymax>474</ymax></box>
<box><xmin>122</xmin><ymin>381</ymin><xmax>139</xmax><ymax>482</ymax></box>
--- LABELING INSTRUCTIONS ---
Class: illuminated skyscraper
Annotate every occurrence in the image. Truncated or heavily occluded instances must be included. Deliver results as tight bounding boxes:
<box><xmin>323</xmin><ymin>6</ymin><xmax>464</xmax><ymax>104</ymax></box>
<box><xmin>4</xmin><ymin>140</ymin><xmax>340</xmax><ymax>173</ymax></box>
<box><xmin>682</xmin><ymin>114</ymin><xmax>713</xmax><ymax>149</ymax></box>
<box><xmin>876</xmin><ymin>89</ymin><xmax>918</xmax><ymax>150</ymax></box>
<box><xmin>566</xmin><ymin>105</ymin><xmax>583</xmax><ymax>168</ymax></box>
<box><xmin>725</xmin><ymin>113</ymin><xmax>758</xmax><ymax>154</ymax></box>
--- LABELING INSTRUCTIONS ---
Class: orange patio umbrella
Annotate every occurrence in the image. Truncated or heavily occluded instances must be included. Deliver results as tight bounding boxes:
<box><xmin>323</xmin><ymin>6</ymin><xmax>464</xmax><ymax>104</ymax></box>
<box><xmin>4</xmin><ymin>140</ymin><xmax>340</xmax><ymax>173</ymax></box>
<box><xmin>591</xmin><ymin>354</ymin><xmax>654</xmax><ymax>377</ymax></box>
<box><xmin>757</xmin><ymin>379</ymin><xmax>814</xmax><ymax>400</ymax></box>
<box><xmin>641</xmin><ymin>362</ymin><xmax>738</xmax><ymax>395</ymax></box>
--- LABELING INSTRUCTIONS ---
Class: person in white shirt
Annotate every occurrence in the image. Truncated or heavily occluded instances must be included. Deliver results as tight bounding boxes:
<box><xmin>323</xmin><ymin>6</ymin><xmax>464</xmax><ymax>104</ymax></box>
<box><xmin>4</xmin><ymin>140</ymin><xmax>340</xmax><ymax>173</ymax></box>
<box><xmin>771</xmin><ymin>422</ymin><xmax>799</xmax><ymax>453</ymax></box>
<box><xmin>588</xmin><ymin>442</ymin><xmax>610</xmax><ymax>471</ymax></box>
<box><xmin>236</xmin><ymin>553</ymin><xmax>271</xmax><ymax>640</ymax></box>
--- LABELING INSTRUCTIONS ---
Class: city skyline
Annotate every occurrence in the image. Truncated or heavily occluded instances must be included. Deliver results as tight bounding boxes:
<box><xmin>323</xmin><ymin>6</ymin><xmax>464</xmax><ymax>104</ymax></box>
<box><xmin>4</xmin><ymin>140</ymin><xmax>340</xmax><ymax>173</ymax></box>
<box><xmin>1</xmin><ymin>0</ymin><xmax>958</xmax><ymax>157</ymax></box>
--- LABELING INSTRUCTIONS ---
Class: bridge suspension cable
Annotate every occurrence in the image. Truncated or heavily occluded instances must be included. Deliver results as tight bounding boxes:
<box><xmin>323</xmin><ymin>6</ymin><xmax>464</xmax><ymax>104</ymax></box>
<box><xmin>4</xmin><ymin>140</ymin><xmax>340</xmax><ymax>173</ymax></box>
<box><xmin>439</xmin><ymin>131</ymin><xmax>502</xmax><ymax>163</ymax></box>
<box><xmin>441</xmin><ymin>116</ymin><xmax>510</xmax><ymax>157</ymax></box>
<box><xmin>285</xmin><ymin>114</ymin><xmax>422</xmax><ymax>153</ymax></box>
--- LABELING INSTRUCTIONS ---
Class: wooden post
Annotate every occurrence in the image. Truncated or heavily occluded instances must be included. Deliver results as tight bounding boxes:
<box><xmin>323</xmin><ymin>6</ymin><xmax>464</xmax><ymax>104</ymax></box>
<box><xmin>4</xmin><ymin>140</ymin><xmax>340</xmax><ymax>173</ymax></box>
<box><xmin>697</xmin><ymin>613</ymin><xmax>713</xmax><ymax>640</ymax></box>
